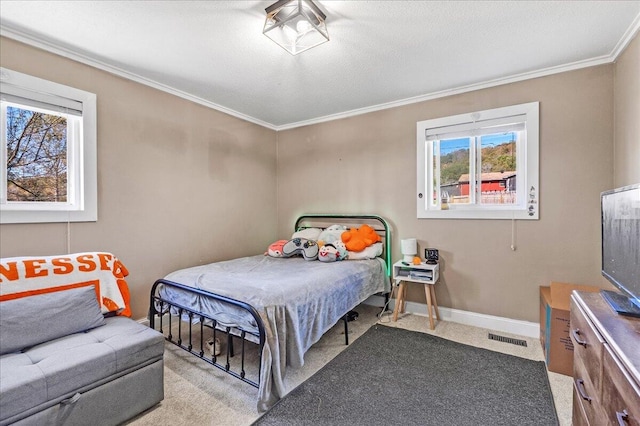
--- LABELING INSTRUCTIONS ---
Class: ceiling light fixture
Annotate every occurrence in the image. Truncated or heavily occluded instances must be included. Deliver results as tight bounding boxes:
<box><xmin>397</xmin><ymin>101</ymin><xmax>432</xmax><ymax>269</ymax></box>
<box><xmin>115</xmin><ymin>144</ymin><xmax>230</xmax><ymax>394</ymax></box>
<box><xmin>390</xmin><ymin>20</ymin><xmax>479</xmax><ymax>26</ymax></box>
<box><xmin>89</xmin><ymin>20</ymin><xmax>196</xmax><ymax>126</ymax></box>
<box><xmin>263</xmin><ymin>0</ymin><xmax>329</xmax><ymax>55</ymax></box>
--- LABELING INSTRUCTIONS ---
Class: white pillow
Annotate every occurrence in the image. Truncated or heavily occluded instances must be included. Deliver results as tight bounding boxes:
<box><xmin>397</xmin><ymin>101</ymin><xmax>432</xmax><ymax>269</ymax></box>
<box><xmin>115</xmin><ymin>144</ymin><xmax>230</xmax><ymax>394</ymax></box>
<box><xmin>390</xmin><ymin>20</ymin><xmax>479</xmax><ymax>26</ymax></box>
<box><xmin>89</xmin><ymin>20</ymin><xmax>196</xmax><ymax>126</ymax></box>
<box><xmin>291</xmin><ymin>227</ymin><xmax>323</xmax><ymax>241</ymax></box>
<box><xmin>347</xmin><ymin>242</ymin><xmax>383</xmax><ymax>260</ymax></box>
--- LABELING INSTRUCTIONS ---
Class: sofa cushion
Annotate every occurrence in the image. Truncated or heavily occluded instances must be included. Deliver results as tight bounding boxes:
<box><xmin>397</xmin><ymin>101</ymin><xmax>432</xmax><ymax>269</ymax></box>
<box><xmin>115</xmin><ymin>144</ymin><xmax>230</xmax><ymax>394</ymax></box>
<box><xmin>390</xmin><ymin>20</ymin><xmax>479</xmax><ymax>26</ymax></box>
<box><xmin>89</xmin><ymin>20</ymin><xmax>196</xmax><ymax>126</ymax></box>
<box><xmin>0</xmin><ymin>286</ymin><xmax>106</xmax><ymax>355</ymax></box>
<box><xmin>85</xmin><ymin>316</ymin><xmax>166</xmax><ymax>371</ymax></box>
<box><xmin>0</xmin><ymin>316</ymin><xmax>164</xmax><ymax>424</ymax></box>
<box><xmin>0</xmin><ymin>353</ymin><xmax>48</xmax><ymax>421</ymax></box>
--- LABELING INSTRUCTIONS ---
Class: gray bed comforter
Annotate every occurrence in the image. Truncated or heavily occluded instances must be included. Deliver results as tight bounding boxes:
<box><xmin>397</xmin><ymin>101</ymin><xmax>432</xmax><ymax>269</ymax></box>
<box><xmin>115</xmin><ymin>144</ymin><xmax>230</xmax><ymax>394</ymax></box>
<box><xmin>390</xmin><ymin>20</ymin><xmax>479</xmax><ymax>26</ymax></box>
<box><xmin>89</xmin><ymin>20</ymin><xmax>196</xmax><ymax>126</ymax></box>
<box><xmin>161</xmin><ymin>255</ymin><xmax>390</xmax><ymax>411</ymax></box>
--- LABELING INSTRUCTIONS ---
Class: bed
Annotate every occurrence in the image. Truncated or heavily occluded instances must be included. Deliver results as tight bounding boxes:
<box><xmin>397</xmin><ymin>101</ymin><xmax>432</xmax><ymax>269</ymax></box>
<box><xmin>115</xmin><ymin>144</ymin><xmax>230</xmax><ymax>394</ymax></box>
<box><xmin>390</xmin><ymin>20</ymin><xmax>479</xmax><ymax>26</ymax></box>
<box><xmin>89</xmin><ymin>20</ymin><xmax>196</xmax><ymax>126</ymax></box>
<box><xmin>148</xmin><ymin>214</ymin><xmax>391</xmax><ymax>411</ymax></box>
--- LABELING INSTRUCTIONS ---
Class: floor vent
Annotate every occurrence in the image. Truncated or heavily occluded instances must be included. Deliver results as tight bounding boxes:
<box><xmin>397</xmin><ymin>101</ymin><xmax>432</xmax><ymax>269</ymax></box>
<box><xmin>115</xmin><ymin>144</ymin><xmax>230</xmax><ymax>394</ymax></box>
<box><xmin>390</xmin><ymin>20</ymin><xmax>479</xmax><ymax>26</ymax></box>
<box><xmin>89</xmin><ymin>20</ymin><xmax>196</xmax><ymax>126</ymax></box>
<box><xmin>488</xmin><ymin>333</ymin><xmax>528</xmax><ymax>347</ymax></box>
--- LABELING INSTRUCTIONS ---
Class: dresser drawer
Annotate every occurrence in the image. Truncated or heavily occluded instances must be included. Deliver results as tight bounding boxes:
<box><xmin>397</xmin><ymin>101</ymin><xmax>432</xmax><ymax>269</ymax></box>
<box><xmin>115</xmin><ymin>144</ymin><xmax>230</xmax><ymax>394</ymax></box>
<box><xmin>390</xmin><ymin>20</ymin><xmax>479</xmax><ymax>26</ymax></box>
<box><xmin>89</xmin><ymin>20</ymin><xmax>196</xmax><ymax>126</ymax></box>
<box><xmin>572</xmin><ymin>382</ymin><xmax>591</xmax><ymax>426</ymax></box>
<box><xmin>601</xmin><ymin>344</ymin><xmax>640</xmax><ymax>426</ymax></box>
<box><xmin>570</xmin><ymin>298</ymin><xmax>605</xmax><ymax>391</ymax></box>
<box><xmin>573</xmin><ymin>374</ymin><xmax>604</xmax><ymax>425</ymax></box>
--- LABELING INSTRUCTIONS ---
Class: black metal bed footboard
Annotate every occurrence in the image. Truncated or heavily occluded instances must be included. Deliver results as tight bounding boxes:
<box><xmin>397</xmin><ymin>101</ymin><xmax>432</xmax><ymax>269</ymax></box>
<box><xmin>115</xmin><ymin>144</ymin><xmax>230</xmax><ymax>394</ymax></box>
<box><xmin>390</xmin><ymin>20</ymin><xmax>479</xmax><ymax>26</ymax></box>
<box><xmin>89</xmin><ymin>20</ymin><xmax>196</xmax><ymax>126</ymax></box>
<box><xmin>149</xmin><ymin>279</ymin><xmax>266</xmax><ymax>388</ymax></box>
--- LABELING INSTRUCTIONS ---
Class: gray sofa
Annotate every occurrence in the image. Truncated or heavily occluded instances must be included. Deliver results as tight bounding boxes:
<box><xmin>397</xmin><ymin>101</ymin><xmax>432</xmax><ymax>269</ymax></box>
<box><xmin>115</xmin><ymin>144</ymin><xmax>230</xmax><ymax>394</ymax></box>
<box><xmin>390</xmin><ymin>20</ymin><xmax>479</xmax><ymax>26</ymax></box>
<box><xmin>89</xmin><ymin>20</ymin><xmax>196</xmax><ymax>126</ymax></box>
<box><xmin>0</xmin><ymin>286</ymin><xmax>164</xmax><ymax>425</ymax></box>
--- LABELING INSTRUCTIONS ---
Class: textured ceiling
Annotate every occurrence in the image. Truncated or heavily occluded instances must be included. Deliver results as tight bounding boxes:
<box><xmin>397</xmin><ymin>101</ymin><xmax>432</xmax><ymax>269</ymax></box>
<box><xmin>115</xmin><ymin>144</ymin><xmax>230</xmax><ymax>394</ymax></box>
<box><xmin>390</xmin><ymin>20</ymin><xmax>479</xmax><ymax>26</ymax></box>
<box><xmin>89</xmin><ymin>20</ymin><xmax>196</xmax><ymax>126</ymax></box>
<box><xmin>1</xmin><ymin>1</ymin><xmax>639</xmax><ymax>129</ymax></box>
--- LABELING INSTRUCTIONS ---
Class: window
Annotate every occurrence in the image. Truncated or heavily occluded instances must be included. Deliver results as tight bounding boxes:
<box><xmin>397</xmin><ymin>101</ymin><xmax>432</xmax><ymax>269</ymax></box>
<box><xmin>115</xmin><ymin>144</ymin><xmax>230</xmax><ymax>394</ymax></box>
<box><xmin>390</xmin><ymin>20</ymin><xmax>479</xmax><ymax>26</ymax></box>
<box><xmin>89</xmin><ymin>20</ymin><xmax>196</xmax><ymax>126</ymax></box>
<box><xmin>0</xmin><ymin>68</ymin><xmax>97</xmax><ymax>224</ymax></box>
<box><xmin>417</xmin><ymin>102</ymin><xmax>539</xmax><ymax>219</ymax></box>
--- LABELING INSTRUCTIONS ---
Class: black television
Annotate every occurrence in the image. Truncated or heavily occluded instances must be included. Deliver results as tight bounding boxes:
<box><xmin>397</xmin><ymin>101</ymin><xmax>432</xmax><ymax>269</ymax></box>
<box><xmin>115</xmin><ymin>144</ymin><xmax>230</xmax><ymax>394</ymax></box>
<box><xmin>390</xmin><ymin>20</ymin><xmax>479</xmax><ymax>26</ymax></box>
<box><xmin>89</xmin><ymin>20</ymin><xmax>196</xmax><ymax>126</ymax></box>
<box><xmin>600</xmin><ymin>183</ymin><xmax>640</xmax><ymax>317</ymax></box>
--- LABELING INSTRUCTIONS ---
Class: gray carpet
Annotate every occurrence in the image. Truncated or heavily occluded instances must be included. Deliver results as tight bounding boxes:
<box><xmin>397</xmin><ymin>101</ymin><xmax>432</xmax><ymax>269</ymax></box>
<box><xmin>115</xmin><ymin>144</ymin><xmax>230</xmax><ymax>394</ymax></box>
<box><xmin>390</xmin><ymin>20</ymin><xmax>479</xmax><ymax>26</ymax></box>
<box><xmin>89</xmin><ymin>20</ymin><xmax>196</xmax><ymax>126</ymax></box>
<box><xmin>253</xmin><ymin>324</ymin><xmax>559</xmax><ymax>426</ymax></box>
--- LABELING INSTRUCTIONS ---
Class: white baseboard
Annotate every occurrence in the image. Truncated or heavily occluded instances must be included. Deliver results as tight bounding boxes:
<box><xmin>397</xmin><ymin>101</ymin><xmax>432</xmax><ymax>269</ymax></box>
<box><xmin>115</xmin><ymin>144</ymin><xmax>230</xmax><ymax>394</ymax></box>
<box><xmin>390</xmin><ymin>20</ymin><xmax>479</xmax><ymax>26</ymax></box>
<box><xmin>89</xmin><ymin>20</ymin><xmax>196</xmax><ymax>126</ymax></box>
<box><xmin>140</xmin><ymin>296</ymin><xmax>538</xmax><ymax>338</ymax></box>
<box><xmin>363</xmin><ymin>295</ymin><xmax>539</xmax><ymax>338</ymax></box>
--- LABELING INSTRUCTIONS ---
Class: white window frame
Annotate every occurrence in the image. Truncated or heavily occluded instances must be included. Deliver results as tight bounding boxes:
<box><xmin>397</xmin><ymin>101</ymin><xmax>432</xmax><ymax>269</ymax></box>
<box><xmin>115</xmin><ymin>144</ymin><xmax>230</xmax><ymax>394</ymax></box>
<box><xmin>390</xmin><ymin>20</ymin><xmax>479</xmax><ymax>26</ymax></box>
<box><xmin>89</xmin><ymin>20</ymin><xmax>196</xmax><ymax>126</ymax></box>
<box><xmin>0</xmin><ymin>68</ymin><xmax>97</xmax><ymax>224</ymax></box>
<box><xmin>417</xmin><ymin>102</ymin><xmax>539</xmax><ymax>220</ymax></box>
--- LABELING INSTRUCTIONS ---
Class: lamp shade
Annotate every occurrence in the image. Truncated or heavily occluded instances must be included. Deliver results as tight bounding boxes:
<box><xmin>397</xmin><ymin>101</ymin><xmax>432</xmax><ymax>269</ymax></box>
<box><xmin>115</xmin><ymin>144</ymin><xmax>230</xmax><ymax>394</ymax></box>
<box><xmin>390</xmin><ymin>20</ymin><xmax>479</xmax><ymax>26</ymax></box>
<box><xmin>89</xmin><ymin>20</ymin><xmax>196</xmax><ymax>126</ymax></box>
<box><xmin>263</xmin><ymin>0</ymin><xmax>329</xmax><ymax>55</ymax></box>
<box><xmin>401</xmin><ymin>238</ymin><xmax>418</xmax><ymax>263</ymax></box>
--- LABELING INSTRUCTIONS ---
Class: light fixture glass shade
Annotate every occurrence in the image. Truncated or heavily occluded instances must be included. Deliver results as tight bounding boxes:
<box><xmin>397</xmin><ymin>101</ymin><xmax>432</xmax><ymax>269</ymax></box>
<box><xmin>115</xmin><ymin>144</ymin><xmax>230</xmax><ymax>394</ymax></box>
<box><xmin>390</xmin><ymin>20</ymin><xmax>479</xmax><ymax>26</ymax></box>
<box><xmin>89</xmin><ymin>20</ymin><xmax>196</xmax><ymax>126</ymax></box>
<box><xmin>263</xmin><ymin>0</ymin><xmax>329</xmax><ymax>55</ymax></box>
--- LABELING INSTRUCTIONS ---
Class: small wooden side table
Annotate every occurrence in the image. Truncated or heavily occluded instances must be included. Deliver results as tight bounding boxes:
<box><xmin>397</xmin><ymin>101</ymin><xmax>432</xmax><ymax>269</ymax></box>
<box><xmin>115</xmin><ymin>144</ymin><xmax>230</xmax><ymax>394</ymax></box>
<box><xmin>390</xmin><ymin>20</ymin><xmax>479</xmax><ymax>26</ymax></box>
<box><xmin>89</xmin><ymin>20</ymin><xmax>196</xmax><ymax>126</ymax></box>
<box><xmin>392</xmin><ymin>260</ymin><xmax>440</xmax><ymax>330</ymax></box>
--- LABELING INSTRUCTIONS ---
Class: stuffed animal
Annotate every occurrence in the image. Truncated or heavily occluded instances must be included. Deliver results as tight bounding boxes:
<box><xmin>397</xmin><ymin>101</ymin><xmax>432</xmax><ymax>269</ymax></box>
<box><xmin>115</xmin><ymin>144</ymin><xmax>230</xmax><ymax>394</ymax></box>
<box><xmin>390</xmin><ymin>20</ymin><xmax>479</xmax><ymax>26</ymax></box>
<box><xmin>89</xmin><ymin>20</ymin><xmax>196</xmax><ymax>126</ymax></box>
<box><xmin>332</xmin><ymin>240</ymin><xmax>349</xmax><ymax>260</ymax></box>
<box><xmin>266</xmin><ymin>240</ymin><xmax>288</xmax><ymax>257</ymax></box>
<box><xmin>318</xmin><ymin>244</ymin><xmax>339</xmax><ymax>262</ymax></box>
<box><xmin>317</xmin><ymin>224</ymin><xmax>347</xmax><ymax>246</ymax></box>
<box><xmin>283</xmin><ymin>238</ymin><xmax>319</xmax><ymax>261</ymax></box>
<box><xmin>341</xmin><ymin>224</ymin><xmax>381</xmax><ymax>252</ymax></box>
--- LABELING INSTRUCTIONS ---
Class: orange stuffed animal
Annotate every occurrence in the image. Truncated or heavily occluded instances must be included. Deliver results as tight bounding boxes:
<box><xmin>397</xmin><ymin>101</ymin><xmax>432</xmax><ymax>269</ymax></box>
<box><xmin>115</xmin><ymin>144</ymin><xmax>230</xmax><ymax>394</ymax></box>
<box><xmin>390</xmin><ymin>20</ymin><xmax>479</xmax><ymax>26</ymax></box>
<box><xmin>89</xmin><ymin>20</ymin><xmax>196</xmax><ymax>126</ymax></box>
<box><xmin>341</xmin><ymin>224</ymin><xmax>381</xmax><ymax>252</ymax></box>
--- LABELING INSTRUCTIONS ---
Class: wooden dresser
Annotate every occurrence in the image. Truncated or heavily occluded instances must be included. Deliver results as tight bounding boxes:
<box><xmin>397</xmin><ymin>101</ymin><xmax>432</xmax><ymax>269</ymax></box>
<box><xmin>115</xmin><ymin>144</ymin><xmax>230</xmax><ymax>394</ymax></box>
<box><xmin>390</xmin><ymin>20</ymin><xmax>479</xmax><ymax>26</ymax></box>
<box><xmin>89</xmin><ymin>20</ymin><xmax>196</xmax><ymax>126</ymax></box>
<box><xmin>570</xmin><ymin>291</ymin><xmax>640</xmax><ymax>426</ymax></box>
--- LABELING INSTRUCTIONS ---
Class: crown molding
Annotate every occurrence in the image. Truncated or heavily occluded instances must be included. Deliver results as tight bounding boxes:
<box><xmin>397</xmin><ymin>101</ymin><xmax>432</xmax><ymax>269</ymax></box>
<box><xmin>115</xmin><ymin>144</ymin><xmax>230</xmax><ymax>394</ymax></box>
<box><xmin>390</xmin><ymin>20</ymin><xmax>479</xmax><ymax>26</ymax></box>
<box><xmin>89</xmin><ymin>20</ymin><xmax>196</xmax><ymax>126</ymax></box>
<box><xmin>275</xmin><ymin>11</ymin><xmax>640</xmax><ymax>131</ymax></box>
<box><xmin>611</xmin><ymin>12</ymin><xmax>640</xmax><ymax>60</ymax></box>
<box><xmin>274</xmin><ymin>54</ymin><xmax>615</xmax><ymax>131</ymax></box>
<box><xmin>3</xmin><ymin>13</ymin><xmax>638</xmax><ymax>132</ymax></box>
<box><xmin>0</xmin><ymin>25</ymin><xmax>278</xmax><ymax>131</ymax></box>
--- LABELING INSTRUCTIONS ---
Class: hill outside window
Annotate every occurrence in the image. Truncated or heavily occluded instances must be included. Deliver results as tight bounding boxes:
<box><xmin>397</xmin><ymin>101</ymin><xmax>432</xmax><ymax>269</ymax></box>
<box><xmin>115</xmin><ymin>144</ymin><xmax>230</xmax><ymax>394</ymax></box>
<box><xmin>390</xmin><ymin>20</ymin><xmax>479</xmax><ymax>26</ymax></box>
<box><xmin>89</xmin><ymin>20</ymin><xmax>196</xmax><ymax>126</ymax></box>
<box><xmin>416</xmin><ymin>102</ymin><xmax>539</xmax><ymax>220</ymax></box>
<box><xmin>0</xmin><ymin>68</ymin><xmax>97</xmax><ymax>224</ymax></box>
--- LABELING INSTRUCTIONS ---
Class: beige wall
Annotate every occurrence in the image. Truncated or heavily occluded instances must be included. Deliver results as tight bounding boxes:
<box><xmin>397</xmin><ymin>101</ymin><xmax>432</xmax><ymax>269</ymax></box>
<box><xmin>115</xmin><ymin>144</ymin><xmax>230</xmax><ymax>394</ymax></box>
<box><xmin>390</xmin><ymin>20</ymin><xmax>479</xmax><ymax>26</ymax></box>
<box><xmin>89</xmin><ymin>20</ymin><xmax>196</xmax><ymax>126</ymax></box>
<box><xmin>277</xmin><ymin>65</ymin><xmax>615</xmax><ymax>323</ymax></box>
<box><xmin>0</xmin><ymin>37</ymin><xmax>278</xmax><ymax>319</ymax></box>
<box><xmin>614</xmin><ymin>33</ymin><xmax>640</xmax><ymax>187</ymax></box>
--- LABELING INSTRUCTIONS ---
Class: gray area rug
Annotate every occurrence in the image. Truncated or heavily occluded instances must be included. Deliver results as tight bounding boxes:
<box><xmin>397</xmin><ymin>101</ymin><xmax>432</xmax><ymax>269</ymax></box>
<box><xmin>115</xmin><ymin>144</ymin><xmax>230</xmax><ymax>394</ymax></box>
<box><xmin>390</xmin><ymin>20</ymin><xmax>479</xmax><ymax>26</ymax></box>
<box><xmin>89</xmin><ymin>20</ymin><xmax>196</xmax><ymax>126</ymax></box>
<box><xmin>253</xmin><ymin>324</ymin><xmax>558</xmax><ymax>426</ymax></box>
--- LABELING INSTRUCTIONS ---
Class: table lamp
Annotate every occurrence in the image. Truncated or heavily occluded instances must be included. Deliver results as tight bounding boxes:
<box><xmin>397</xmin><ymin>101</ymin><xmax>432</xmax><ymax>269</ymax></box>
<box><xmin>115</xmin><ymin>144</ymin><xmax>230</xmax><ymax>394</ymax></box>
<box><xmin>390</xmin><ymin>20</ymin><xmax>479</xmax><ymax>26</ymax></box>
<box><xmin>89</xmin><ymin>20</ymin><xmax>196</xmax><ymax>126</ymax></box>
<box><xmin>401</xmin><ymin>238</ymin><xmax>418</xmax><ymax>263</ymax></box>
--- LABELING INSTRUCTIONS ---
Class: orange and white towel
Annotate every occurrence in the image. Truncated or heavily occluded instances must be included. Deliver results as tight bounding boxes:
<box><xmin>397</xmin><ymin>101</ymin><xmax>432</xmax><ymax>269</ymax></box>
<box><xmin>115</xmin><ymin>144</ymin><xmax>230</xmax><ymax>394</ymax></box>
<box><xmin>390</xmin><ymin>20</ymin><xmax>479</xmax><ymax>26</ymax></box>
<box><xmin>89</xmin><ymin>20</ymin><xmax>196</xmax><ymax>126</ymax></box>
<box><xmin>0</xmin><ymin>252</ymin><xmax>131</xmax><ymax>316</ymax></box>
